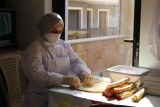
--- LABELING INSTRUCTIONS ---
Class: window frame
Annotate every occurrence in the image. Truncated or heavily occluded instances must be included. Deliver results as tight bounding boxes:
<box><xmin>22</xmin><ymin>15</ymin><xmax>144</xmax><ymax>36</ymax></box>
<box><xmin>68</xmin><ymin>7</ymin><xmax>83</xmax><ymax>29</ymax></box>
<box><xmin>98</xmin><ymin>9</ymin><xmax>110</xmax><ymax>28</ymax></box>
<box><xmin>53</xmin><ymin>0</ymin><xmax>132</xmax><ymax>43</ymax></box>
<box><xmin>87</xmin><ymin>8</ymin><xmax>93</xmax><ymax>28</ymax></box>
<box><xmin>66</xmin><ymin>0</ymin><xmax>127</xmax><ymax>43</ymax></box>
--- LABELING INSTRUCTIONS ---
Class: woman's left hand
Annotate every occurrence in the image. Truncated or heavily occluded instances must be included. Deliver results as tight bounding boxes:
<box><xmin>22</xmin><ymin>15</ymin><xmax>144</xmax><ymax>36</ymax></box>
<box><xmin>80</xmin><ymin>72</ymin><xmax>93</xmax><ymax>85</ymax></box>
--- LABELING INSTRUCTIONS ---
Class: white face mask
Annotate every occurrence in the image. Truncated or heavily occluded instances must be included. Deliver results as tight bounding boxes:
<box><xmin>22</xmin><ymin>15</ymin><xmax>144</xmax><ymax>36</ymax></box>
<box><xmin>44</xmin><ymin>33</ymin><xmax>61</xmax><ymax>44</ymax></box>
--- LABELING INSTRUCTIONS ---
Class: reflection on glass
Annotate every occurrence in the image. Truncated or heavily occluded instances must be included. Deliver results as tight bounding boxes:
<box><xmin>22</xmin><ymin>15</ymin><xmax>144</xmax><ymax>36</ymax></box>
<box><xmin>68</xmin><ymin>0</ymin><xmax>134</xmax><ymax>40</ymax></box>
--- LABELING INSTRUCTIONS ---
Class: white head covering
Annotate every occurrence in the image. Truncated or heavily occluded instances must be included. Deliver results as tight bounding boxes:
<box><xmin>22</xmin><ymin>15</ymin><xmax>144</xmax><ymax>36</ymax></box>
<box><xmin>37</xmin><ymin>13</ymin><xmax>64</xmax><ymax>35</ymax></box>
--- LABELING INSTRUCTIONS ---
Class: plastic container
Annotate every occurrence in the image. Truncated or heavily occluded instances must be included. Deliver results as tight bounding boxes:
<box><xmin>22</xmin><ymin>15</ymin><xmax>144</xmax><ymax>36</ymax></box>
<box><xmin>106</xmin><ymin>65</ymin><xmax>150</xmax><ymax>86</ymax></box>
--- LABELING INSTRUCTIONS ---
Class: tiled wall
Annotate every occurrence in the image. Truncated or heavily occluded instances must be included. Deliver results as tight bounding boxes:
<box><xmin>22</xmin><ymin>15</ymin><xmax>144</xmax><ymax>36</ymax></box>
<box><xmin>1</xmin><ymin>37</ymin><xmax>132</xmax><ymax>83</ymax></box>
<box><xmin>71</xmin><ymin>37</ymin><xmax>133</xmax><ymax>76</ymax></box>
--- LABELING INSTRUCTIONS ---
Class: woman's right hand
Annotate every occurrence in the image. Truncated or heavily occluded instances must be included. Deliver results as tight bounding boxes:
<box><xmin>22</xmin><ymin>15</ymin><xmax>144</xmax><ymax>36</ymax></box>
<box><xmin>61</xmin><ymin>75</ymin><xmax>80</xmax><ymax>88</ymax></box>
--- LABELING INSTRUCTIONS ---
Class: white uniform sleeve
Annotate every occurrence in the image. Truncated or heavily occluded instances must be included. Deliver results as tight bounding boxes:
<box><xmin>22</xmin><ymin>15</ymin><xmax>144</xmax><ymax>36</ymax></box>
<box><xmin>20</xmin><ymin>43</ymin><xmax>63</xmax><ymax>88</ymax></box>
<box><xmin>63</xmin><ymin>41</ymin><xmax>91</xmax><ymax>77</ymax></box>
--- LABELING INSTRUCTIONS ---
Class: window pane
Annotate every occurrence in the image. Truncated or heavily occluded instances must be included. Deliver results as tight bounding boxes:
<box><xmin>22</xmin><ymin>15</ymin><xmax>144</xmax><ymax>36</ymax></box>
<box><xmin>67</xmin><ymin>0</ymin><xmax>134</xmax><ymax>40</ymax></box>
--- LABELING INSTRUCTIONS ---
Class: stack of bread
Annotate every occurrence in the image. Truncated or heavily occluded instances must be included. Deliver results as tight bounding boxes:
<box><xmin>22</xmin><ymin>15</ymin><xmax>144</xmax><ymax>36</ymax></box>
<box><xmin>102</xmin><ymin>77</ymin><xmax>146</xmax><ymax>101</ymax></box>
<box><xmin>143</xmin><ymin>76</ymin><xmax>160</xmax><ymax>96</ymax></box>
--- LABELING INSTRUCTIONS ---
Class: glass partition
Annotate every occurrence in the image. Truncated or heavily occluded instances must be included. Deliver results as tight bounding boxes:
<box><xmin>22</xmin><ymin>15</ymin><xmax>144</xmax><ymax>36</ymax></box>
<box><xmin>66</xmin><ymin>0</ymin><xmax>135</xmax><ymax>40</ymax></box>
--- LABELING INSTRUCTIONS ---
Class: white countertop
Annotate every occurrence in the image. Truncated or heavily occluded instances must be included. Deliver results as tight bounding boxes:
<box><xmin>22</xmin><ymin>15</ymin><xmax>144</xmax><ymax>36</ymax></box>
<box><xmin>47</xmin><ymin>76</ymin><xmax>160</xmax><ymax>107</ymax></box>
<box><xmin>48</xmin><ymin>86</ymin><xmax>160</xmax><ymax>107</ymax></box>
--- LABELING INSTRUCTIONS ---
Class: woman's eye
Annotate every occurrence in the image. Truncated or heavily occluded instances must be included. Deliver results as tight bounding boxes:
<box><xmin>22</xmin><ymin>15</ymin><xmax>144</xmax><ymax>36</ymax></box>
<box><xmin>52</xmin><ymin>30</ymin><xmax>62</xmax><ymax>34</ymax></box>
<box><xmin>52</xmin><ymin>30</ymin><xmax>58</xmax><ymax>33</ymax></box>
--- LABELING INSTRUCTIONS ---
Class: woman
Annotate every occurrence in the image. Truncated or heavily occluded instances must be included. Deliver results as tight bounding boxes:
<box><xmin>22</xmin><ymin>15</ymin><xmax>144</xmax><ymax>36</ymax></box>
<box><xmin>20</xmin><ymin>12</ymin><xmax>93</xmax><ymax>107</ymax></box>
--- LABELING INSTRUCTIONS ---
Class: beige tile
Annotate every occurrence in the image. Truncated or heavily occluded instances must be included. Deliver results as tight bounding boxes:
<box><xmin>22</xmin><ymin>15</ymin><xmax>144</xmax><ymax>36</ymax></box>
<box><xmin>86</xmin><ymin>60</ymin><xmax>99</xmax><ymax>72</ymax></box>
<box><xmin>76</xmin><ymin>43</ymin><xmax>84</xmax><ymax>51</ymax></box>
<box><xmin>99</xmin><ymin>49</ymin><xmax>110</xmax><ymax>68</ymax></box>
<box><xmin>84</xmin><ymin>41</ymin><xmax>103</xmax><ymax>50</ymax></box>
<box><xmin>83</xmin><ymin>42</ymin><xmax>90</xmax><ymax>50</ymax></box>
<box><xmin>76</xmin><ymin>51</ymin><xmax>86</xmax><ymax>62</ymax></box>
<box><xmin>86</xmin><ymin>48</ymin><xmax>103</xmax><ymax>62</ymax></box>
<box><xmin>70</xmin><ymin>37</ymin><xmax>132</xmax><ymax>72</ymax></box>
<box><xmin>71</xmin><ymin>44</ymin><xmax>77</xmax><ymax>51</ymax></box>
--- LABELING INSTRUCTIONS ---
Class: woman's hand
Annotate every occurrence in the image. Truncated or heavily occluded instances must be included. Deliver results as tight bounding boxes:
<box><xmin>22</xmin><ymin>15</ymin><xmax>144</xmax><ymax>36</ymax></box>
<box><xmin>61</xmin><ymin>75</ymin><xmax>80</xmax><ymax>88</ymax></box>
<box><xmin>80</xmin><ymin>72</ymin><xmax>93</xmax><ymax>85</ymax></box>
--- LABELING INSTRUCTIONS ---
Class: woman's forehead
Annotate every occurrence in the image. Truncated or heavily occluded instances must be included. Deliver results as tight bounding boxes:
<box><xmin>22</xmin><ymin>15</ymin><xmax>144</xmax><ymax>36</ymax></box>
<box><xmin>53</xmin><ymin>24</ymin><xmax>64</xmax><ymax>30</ymax></box>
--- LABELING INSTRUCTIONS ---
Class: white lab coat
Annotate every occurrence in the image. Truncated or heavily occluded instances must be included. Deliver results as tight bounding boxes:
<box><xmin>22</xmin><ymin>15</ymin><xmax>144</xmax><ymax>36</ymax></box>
<box><xmin>20</xmin><ymin>36</ymin><xmax>91</xmax><ymax>107</ymax></box>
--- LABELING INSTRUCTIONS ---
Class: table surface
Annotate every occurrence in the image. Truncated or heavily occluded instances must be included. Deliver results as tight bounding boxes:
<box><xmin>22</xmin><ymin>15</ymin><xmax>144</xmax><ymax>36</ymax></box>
<box><xmin>47</xmin><ymin>76</ymin><xmax>160</xmax><ymax>107</ymax></box>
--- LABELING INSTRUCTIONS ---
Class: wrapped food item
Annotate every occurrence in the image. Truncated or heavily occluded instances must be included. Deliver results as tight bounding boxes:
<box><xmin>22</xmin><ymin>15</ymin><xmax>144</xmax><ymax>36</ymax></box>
<box><xmin>102</xmin><ymin>83</ymin><xmax>136</xmax><ymax>98</ymax></box>
<box><xmin>105</xmin><ymin>77</ymin><xmax>130</xmax><ymax>89</ymax></box>
<box><xmin>102</xmin><ymin>88</ymin><xmax>114</xmax><ymax>97</ymax></box>
<box><xmin>102</xmin><ymin>77</ymin><xmax>139</xmax><ymax>100</ymax></box>
<box><xmin>131</xmin><ymin>87</ymin><xmax>146</xmax><ymax>102</ymax></box>
<box><xmin>102</xmin><ymin>83</ymin><xmax>129</xmax><ymax>97</ymax></box>
<box><xmin>116</xmin><ymin>87</ymin><xmax>138</xmax><ymax>100</ymax></box>
<box><xmin>113</xmin><ymin>83</ymin><xmax>137</xmax><ymax>94</ymax></box>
